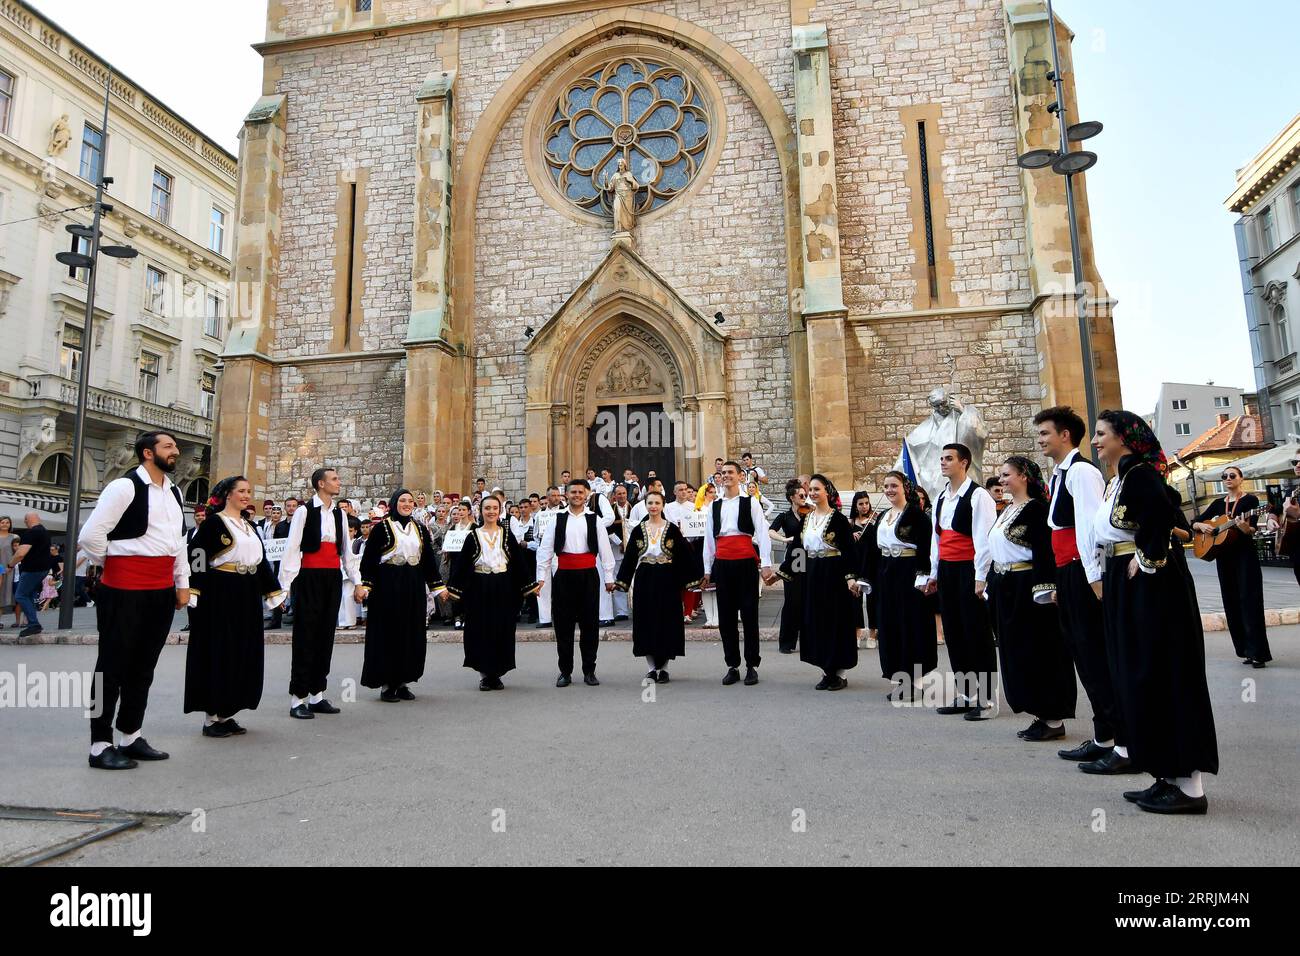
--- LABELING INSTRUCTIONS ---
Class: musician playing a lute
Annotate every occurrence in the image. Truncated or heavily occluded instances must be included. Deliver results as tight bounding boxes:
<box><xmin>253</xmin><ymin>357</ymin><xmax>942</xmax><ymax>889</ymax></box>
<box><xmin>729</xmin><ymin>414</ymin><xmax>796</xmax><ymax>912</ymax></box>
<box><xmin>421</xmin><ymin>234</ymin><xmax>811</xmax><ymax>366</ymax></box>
<box><xmin>1191</xmin><ymin>465</ymin><xmax>1272</xmax><ymax>668</ymax></box>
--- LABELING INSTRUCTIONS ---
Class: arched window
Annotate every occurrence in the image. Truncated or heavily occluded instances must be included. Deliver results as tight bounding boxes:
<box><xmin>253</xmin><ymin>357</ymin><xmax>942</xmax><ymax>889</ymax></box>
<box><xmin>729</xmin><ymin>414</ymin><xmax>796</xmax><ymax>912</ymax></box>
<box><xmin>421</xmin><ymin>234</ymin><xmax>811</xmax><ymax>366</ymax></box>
<box><xmin>37</xmin><ymin>453</ymin><xmax>73</xmax><ymax>487</ymax></box>
<box><xmin>184</xmin><ymin>476</ymin><xmax>210</xmax><ymax>505</ymax></box>
<box><xmin>1274</xmin><ymin>304</ymin><xmax>1291</xmax><ymax>357</ymax></box>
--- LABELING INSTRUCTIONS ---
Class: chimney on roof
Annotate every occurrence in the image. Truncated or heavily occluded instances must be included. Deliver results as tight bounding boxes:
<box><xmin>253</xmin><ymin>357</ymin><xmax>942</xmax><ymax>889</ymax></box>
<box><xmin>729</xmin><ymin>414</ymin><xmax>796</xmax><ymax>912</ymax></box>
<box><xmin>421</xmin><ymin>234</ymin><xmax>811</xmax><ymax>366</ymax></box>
<box><xmin>1217</xmin><ymin>413</ymin><xmax>1230</xmax><ymax>425</ymax></box>
<box><xmin>1243</xmin><ymin>400</ymin><xmax>1256</xmax><ymax>417</ymax></box>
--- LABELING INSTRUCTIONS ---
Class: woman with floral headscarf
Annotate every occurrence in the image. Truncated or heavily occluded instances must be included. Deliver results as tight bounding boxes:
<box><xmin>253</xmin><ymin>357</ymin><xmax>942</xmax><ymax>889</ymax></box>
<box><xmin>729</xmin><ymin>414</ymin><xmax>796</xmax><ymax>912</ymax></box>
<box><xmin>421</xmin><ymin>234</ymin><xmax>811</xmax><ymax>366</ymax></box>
<box><xmin>857</xmin><ymin>471</ymin><xmax>936</xmax><ymax>700</ymax></box>
<box><xmin>985</xmin><ymin>456</ymin><xmax>1077</xmax><ymax>741</ymax></box>
<box><xmin>1088</xmin><ymin>409</ymin><xmax>1218</xmax><ymax>815</ymax></box>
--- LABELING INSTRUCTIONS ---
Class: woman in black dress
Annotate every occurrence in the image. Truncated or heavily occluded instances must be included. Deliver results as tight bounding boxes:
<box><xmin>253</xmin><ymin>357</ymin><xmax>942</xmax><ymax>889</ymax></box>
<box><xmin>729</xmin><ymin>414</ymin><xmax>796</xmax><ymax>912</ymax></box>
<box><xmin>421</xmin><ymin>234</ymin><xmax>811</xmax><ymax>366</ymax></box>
<box><xmin>985</xmin><ymin>457</ymin><xmax>1076</xmax><ymax>741</ymax></box>
<box><xmin>185</xmin><ymin>476</ymin><xmax>285</xmax><ymax>737</ymax></box>
<box><xmin>858</xmin><ymin>471</ymin><xmax>936</xmax><ymax>700</ymax></box>
<box><xmin>360</xmin><ymin>489</ymin><xmax>442</xmax><ymax>702</ymax></box>
<box><xmin>1191</xmin><ymin>465</ymin><xmax>1271</xmax><ymax>668</ymax></box>
<box><xmin>768</xmin><ymin>479</ymin><xmax>807</xmax><ymax>654</ymax></box>
<box><xmin>780</xmin><ymin>474</ymin><xmax>861</xmax><ymax>690</ymax></box>
<box><xmin>616</xmin><ymin>490</ymin><xmax>702</xmax><ymax>683</ymax></box>
<box><xmin>447</xmin><ymin>495</ymin><xmax>535</xmax><ymax>690</ymax></box>
<box><xmin>1089</xmin><ymin>410</ymin><xmax>1218</xmax><ymax>815</ymax></box>
<box><xmin>850</xmin><ymin>491</ymin><xmax>878</xmax><ymax>649</ymax></box>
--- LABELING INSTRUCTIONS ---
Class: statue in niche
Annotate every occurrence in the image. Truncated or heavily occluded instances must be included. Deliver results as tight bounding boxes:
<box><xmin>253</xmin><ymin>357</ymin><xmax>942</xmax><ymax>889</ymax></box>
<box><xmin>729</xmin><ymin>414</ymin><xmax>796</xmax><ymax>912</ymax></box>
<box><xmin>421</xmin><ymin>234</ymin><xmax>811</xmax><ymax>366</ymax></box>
<box><xmin>601</xmin><ymin>157</ymin><xmax>640</xmax><ymax>237</ymax></box>
<box><xmin>48</xmin><ymin>115</ymin><xmax>72</xmax><ymax>157</ymax></box>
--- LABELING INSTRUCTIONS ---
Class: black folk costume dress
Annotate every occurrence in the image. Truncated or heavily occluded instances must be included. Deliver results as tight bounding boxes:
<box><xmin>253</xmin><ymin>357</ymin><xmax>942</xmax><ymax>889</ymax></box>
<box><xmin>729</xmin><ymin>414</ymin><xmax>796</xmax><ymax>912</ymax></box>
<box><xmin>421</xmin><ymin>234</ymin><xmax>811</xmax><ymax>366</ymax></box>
<box><xmin>615</xmin><ymin>518</ymin><xmax>702</xmax><ymax>667</ymax></box>
<box><xmin>359</xmin><ymin>517</ymin><xmax>442</xmax><ymax>690</ymax></box>
<box><xmin>986</xmin><ymin>498</ymin><xmax>1077</xmax><ymax>721</ymax></box>
<box><xmin>860</xmin><ymin>504</ymin><xmax>937</xmax><ymax>685</ymax></box>
<box><xmin>448</xmin><ymin>524</ymin><xmax>536</xmax><ymax>681</ymax></box>
<box><xmin>779</xmin><ymin>509</ymin><xmax>860</xmax><ymax>677</ymax></box>
<box><xmin>770</xmin><ymin>508</ymin><xmax>804</xmax><ymax>653</ymax></box>
<box><xmin>1193</xmin><ymin>495</ymin><xmax>1272</xmax><ymax>664</ymax></box>
<box><xmin>185</xmin><ymin>514</ymin><xmax>284</xmax><ymax>719</ymax></box>
<box><xmin>1090</xmin><ymin>457</ymin><xmax>1219</xmax><ymax>779</ymax></box>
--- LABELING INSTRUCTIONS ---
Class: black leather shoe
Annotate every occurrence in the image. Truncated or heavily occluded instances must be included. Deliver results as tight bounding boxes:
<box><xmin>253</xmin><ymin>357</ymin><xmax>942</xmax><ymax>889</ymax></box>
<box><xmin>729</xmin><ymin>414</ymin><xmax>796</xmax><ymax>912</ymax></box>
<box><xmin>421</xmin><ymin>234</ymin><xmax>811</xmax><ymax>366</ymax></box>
<box><xmin>1124</xmin><ymin>779</ymin><xmax>1172</xmax><ymax>804</ymax></box>
<box><xmin>1017</xmin><ymin>718</ymin><xmax>1043</xmax><ymax>738</ymax></box>
<box><xmin>615</xmin><ymin>614</ymin><xmax>629</xmax><ymax>621</ymax></box>
<box><xmin>88</xmin><ymin>747</ymin><xmax>137</xmax><ymax>770</ymax></box>
<box><xmin>655</xmin><ymin>670</ymin><xmax>669</xmax><ymax>684</ymax></box>
<box><xmin>556</xmin><ymin>674</ymin><xmax>572</xmax><ymax>688</ymax></box>
<box><xmin>1079</xmin><ymin>749</ymin><xmax>1141</xmax><ymax>774</ymax></box>
<box><xmin>18</xmin><ymin>625</ymin><xmax>42</xmax><ymax>638</ymax></box>
<box><xmin>645</xmin><ymin>670</ymin><xmax>658</xmax><ymax>683</ymax></box>
<box><xmin>1137</xmin><ymin>785</ymin><xmax>1208</xmax><ymax>815</ymax></box>
<box><xmin>1252</xmin><ymin>660</ymin><xmax>1267</xmax><ymax>669</ymax></box>
<box><xmin>535</xmin><ymin>621</ymin><xmax>552</xmax><ymax>629</ymax></box>
<box><xmin>202</xmin><ymin>721</ymin><xmax>234</xmax><ymax>738</ymax></box>
<box><xmin>380</xmin><ymin>688</ymin><xmax>402</xmax><ymax>702</ymax></box>
<box><xmin>222</xmin><ymin>719</ymin><xmax>246</xmax><ymax>735</ymax></box>
<box><xmin>963</xmin><ymin>706</ymin><xmax>992</xmax><ymax>721</ymax></box>
<box><xmin>290</xmin><ymin>703</ymin><xmax>314</xmax><ymax>719</ymax></box>
<box><xmin>119</xmin><ymin>738</ymin><xmax>169</xmax><ymax>761</ymax></box>
<box><xmin>815</xmin><ymin>675</ymin><xmax>831</xmax><ymax>690</ymax></box>
<box><xmin>825</xmin><ymin>676</ymin><xmax>847</xmax><ymax>691</ymax></box>
<box><xmin>1021</xmin><ymin>720</ymin><xmax>1066</xmax><ymax>741</ymax></box>
<box><xmin>778</xmin><ymin>647</ymin><xmax>796</xmax><ymax>654</ymax></box>
<box><xmin>479</xmin><ymin>678</ymin><xmax>493</xmax><ymax>691</ymax></box>
<box><xmin>395</xmin><ymin>686</ymin><xmax>415</xmax><ymax>701</ymax></box>
<box><xmin>600</xmin><ymin>619</ymin><xmax>615</xmax><ymax>627</ymax></box>
<box><xmin>583</xmin><ymin>672</ymin><xmax>600</xmax><ymax>686</ymax></box>
<box><xmin>722</xmin><ymin>668</ymin><xmax>740</xmax><ymax>685</ymax></box>
<box><xmin>1058</xmin><ymin>739</ymin><xmax>1112</xmax><ymax>762</ymax></box>
<box><xmin>936</xmin><ymin>703</ymin><xmax>976</xmax><ymax>715</ymax></box>
<box><xmin>308</xmin><ymin>699</ymin><xmax>340</xmax><ymax>714</ymax></box>
<box><xmin>490</xmin><ymin>677</ymin><xmax>504</xmax><ymax>691</ymax></box>
<box><xmin>743</xmin><ymin>667</ymin><xmax>759</xmax><ymax>686</ymax></box>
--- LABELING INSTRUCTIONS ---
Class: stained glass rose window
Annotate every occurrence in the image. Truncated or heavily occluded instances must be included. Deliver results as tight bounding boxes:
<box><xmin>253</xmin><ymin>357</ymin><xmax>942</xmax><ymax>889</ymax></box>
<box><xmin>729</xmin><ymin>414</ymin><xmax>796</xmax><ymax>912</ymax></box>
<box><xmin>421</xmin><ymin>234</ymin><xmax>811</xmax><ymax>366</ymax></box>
<box><xmin>543</xmin><ymin>56</ymin><xmax>711</xmax><ymax>218</ymax></box>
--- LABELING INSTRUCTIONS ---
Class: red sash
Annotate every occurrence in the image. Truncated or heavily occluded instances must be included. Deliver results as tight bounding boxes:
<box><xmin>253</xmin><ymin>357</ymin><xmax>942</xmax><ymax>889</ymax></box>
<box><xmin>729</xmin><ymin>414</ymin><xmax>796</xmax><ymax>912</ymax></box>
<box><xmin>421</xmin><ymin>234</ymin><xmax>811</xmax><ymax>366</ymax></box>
<box><xmin>101</xmin><ymin>555</ymin><xmax>175</xmax><ymax>590</ymax></box>
<box><xmin>716</xmin><ymin>535</ymin><xmax>758</xmax><ymax>561</ymax></box>
<box><xmin>1051</xmin><ymin>528</ymin><xmax>1081</xmax><ymax>567</ymax></box>
<box><xmin>557</xmin><ymin>553</ymin><xmax>596</xmax><ymax>570</ymax></box>
<box><xmin>938</xmin><ymin>529</ymin><xmax>975</xmax><ymax>562</ymax></box>
<box><xmin>302</xmin><ymin>548</ymin><xmax>341</xmax><ymax>570</ymax></box>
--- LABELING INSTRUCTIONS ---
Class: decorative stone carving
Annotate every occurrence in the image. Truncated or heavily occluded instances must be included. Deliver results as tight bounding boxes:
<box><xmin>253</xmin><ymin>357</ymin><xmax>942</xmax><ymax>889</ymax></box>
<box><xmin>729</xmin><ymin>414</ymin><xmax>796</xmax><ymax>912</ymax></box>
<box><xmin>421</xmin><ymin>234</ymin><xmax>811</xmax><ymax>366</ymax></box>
<box><xmin>18</xmin><ymin>417</ymin><xmax>58</xmax><ymax>476</ymax></box>
<box><xmin>596</xmin><ymin>346</ymin><xmax>664</xmax><ymax>397</ymax></box>
<box><xmin>575</xmin><ymin>323</ymin><xmax>683</xmax><ymax>416</ymax></box>
<box><xmin>173</xmin><ymin>444</ymin><xmax>205</xmax><ymax>487</ymax></box>
<box><xmin>48</xmin><ymin>114</ymin><xmax>72</xmax><ymax>156</ymax></box>
<box><xmin>40</xmin><ymin>161</ymin><xmax>61</xmax><ymax>198</ymax></box>
<box><xmin>601</xmin><ymin>157</ymin><xmax>640</xmax><ymax>242</ymax></box>
<box><xmin>103</xmin><ymin>439</ymin><xmax>137</xmax><ymax>481</ymax></box>
<box><xmin>1263</xmin><ymin>280</ymin><xmax>1288</xmax><ymax>307</ymax></box>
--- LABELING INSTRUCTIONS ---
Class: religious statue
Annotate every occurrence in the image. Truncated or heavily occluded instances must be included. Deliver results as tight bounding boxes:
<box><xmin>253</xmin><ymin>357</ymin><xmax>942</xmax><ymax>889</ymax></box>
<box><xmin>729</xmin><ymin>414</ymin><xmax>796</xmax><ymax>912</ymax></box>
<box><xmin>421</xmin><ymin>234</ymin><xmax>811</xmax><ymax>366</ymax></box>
<box><xmin>895</xmin><ymin>386</ymin><xmax>989</xmax><ymax>502</ymax></box>
<box><xmin>602</xmin><ymin>157</ymin><xmax>639</xmax><ymax>239</ymax></box>
<box><xmin>48</xmin><ymin>115</ymin><xmax>72</xmax><ymax>157</ymax></box>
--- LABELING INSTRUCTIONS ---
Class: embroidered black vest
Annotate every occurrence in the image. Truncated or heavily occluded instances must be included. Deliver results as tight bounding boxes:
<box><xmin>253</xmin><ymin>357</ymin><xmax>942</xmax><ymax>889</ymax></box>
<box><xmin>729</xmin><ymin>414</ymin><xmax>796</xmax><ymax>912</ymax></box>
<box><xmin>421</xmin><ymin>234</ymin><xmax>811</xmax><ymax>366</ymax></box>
<box><xmin>301</xmin><ymin>501</ymin><xmax>345</xmax><ymax>555</ymax></box>
<box><xmin>712</xmin><ymin>495</ymin><xmax>755</xmax><ymax>539</ymax></box>
<box><xmin>554</xmin><ymin>510</ymin><xmax>599</xmax><ymax>554</ymax></box>
<box><xmin>936</xmin><ymin>482</ymin><xmax>977</xmax><ymax>537</ymax></box>
<box><xmin>106</xmin><ymin>471</ymin><xmax>185</xmax><ymax>541</ymax></box>
<box><xmin>1048</xmin><ymin>453</ymin><xmax>1098</xmax><ymax>529</ymax></box>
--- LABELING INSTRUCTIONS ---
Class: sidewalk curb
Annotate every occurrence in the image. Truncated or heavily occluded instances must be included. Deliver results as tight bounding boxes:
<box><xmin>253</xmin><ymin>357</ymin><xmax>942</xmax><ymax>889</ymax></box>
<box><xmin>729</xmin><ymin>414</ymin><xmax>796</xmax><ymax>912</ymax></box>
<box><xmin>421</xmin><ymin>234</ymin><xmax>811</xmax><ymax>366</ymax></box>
<box><xmin>4</xmin><ymin>608</ymin><xmax>1299</xmax><ymax>645</ymax></box>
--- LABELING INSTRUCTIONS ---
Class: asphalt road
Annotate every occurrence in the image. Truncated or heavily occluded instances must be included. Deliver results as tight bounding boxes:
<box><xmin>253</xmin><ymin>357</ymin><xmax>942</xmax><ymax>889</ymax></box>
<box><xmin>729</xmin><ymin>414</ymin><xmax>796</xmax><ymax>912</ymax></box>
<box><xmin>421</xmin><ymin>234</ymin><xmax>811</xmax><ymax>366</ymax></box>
<box><xmin>0</xmin><ymin>629</ymin><xmax>1294</xmax><ymax>866</ymax></box>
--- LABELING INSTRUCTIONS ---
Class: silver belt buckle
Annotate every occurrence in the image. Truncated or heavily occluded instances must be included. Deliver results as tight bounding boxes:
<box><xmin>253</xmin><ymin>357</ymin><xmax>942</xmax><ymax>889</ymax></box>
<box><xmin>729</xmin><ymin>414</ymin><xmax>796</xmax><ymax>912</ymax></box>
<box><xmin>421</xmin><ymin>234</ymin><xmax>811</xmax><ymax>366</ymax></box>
<box><xmin>240</xmin><ymin>564</ymin><xmax>257</xmax><ymax>575</ymax></box>
<box><xmin>391</xmin><ymin>555</ymin><xmax>409</xmax><ymax>566</ymax></box>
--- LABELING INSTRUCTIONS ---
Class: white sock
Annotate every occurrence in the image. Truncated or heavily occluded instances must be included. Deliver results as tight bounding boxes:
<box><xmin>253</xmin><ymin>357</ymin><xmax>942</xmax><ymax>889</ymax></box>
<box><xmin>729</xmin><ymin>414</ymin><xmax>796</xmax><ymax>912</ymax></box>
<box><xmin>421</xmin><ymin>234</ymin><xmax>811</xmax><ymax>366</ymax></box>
<box><xmin>90</xmin><ymin>741</ymin><xmax>110</xmax><ymax>757</ymax></box>
<box><xmin>205</xmin><ymin>714</ymin><xmax>219</xmax><ymax>726</ymax></box>
<box><xmin>645</xmin><ymin>657</ymin><xmax>657</xmax><ymax>671</ymax></box>
<box><xmin>1113</xmin><ymin>745</ymin><xmax>1128</xmax><ymax>759</ymax></box>
<box><xmin>1095</xmin><ymin>738</ymin><xmax>1114</xmax><ymax>748</ymax></box>
<box><xmin>120</xmin><ymin>730</ymin><xmax>141</xmax><ymax>747</ymax></box>
<box><xmin>1044</xmin><ymin>719</ymin><xmax>1063</xmax><ymax>729</ymax></box>
<box><xmin>835</xmin><ymin>668</ymin><xmax>847</xmax><ymax>678</ymax></box>
<box><xmin>1172</xmin><ymin>772</ymin><xmax>1204</xmax><ymax>798</ymax></box>
<box><xmin>307</xmin><ymin>692</ymin><xmax>324</xmax><ymax>705</ymax></box>
<box><xmin>291</xmin><ymin>695</ymin><xmax>306</xmax><ymax>707</ymax></box>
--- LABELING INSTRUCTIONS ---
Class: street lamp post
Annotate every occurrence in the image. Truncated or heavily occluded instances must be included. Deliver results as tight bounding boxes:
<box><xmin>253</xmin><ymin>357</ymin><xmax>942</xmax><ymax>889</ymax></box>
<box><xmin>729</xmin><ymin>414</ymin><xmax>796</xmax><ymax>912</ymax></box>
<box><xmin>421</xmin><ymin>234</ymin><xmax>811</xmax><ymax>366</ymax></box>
<box><xmin>1015</xmin><ymin>0</ymin><xmax>1103</xmax><ymax>433</ymax></box>
<box><xmin>54</xmin><ymin>70</ymin><xmax>138</xmax><ymax>629</ymax></box>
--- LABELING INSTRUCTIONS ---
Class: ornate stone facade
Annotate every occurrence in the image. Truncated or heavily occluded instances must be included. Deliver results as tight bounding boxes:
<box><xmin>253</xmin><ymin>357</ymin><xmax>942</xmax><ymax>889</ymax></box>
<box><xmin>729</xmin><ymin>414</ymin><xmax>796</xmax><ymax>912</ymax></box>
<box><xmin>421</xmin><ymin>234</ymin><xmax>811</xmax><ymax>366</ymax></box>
<box><xmin>216</xmin><ymin>0</ymin><xmax>1120</xmax><ymax>502</ymax></box>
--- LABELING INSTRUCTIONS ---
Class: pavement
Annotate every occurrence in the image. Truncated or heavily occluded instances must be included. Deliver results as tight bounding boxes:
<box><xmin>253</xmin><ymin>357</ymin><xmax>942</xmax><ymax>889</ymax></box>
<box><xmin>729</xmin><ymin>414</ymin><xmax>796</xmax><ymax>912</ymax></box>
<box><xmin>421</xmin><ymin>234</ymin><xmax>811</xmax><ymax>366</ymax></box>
<box><xmin>0</xmin><ymin>629</ymin><xmax>1294</xmax><ymax>866</ymax></box>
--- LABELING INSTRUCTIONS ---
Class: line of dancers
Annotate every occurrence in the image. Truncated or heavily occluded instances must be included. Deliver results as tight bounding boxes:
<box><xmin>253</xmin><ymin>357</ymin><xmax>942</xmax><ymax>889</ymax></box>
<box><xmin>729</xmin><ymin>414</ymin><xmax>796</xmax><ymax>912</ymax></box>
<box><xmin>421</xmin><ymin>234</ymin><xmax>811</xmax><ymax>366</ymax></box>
<box><xmin>75</xmin><ymin>411</ymin><xmax>1229</xmax><ymax>816</ymax></box>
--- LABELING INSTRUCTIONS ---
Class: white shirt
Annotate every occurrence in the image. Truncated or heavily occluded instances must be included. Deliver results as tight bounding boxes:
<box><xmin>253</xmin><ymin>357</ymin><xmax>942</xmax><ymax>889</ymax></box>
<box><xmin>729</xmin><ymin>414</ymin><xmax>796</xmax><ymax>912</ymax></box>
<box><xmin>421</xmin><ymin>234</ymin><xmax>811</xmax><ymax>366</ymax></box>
<box><xmin>535</xmin><ymin>506</ymin><xmax>616</xmax><ymax>584</ymax></box>
<box><xmin>800</xmin><ymin>509</ymin><xmax>835</xmax><ymax>555</ymax></box>
<box><xmin>509</xmin><ymin>515</ymin><xmax>531</xmax><ymax>544</ymax></box>
<box><xmin>473</xmin><ymin>526</ymin><xmax>509</xmax><ymax>572</ymax></box>
<box><xmin>641</xmin><ymin>519</ymin><xmax>669</xmax><ymax>558</ymax></box>
<box><xmin>927</xmin><ymin>477</ymin><xmax>995</xmax><ymax>583</ymax></box>
<box><xmin>278</xmin><ymin>494</ymin><xmax>362</xmax><ymax>590</ymax></box>
<box><xmin>663</xmin><ymin>500</ymin><xmax>692</xmax><ymax>528</ymax></box>
<box><xmin>628</xmin><ymin>500</ymin><xmax>649</xmax><ymax>526</ymax></box>
<box><xmin>383</xmin><ymin>518</ymin><xmax>424</xmax><ymax>565</ymax></box>
<box><xmin>868</xmin><ymin>508</ymin><xmax>931</xmax><ymax>591</ymax></box>
<box><xmin>1090</xmin><ymin>475</ymin><xmax>1157</xmax><ymax>575</ymax></box>
<box><xmin>702</xmin><ymin>491</ymin><xmax>774</xmax><ymax>573</ymax></box>
<box><xmin>79</xmin><ymin>465</ymin><xmax>189</xmax><ymax>587</ymax></box>
<box><xmin>1047</xmin><ymin>448</ymin><xmax>1105</xmax><ymax>584</ymax></box>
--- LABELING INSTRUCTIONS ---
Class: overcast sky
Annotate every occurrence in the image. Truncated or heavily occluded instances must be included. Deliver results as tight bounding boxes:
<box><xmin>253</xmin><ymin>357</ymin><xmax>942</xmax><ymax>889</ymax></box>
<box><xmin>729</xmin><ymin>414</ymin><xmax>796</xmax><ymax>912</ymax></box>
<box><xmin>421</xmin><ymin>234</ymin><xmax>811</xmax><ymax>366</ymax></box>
<box><xmin>30</xmin><ymin>0</ymin><xmax>1300</xmax><ymax>415</ymax></box>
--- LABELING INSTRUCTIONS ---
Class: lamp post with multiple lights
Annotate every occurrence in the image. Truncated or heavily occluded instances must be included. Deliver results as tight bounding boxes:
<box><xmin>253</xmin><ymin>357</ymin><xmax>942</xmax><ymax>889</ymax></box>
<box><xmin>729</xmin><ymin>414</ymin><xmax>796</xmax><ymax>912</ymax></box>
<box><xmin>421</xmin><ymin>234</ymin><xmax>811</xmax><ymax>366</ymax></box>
<box><xmin>53</xmin><ymin>70</ymin><xmax>139</xmax><ymax>629</ymax></box>
<box><xmin>1015</xmin><ymin>0</ymin><xmax>1103</xmax><ymax>434</ymax></box>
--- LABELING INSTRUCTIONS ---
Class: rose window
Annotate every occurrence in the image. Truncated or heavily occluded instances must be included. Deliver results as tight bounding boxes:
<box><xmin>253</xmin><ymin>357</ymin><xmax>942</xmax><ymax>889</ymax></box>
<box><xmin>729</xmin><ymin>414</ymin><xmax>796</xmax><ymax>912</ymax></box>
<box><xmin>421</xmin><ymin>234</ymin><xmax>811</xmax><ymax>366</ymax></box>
<box><xmin>543</xmin><ymin>56</ymin><xmax>711</xmax><ymax>218</ymax></box>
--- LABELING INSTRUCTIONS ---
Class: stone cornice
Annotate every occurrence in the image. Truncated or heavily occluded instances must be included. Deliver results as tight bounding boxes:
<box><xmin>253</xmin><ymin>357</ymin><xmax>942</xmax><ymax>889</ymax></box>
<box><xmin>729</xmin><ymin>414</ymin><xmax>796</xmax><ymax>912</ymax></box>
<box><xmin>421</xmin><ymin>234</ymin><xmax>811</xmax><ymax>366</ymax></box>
<box><xmin>255</xmin><ymin>0</ymin><xmax>654</xmax><ymax>56</ymax></box>
<box><xmin>846</xmin><ymin>301</ymin><xmax>1035</xmax><ymax>324</ymax></box>
<box><xmin>1226</xmin><ymin>113</ymin><xmax>1300</xmax><ymax>214</ymax></box>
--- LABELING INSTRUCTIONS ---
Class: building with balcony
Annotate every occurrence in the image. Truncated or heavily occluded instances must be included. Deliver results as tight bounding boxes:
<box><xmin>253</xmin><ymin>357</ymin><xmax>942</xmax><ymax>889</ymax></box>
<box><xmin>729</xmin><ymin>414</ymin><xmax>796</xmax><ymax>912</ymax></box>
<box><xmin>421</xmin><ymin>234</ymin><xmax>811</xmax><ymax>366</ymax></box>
<box><xmin>1226</xmin><ymin>112</ymin><xmax>1300</xmax><ymax>447</ymax></box>
<box><xmin>0</xmin><ymin>0</ymin><xmax>236</xmax><ymax>530</ymax></box>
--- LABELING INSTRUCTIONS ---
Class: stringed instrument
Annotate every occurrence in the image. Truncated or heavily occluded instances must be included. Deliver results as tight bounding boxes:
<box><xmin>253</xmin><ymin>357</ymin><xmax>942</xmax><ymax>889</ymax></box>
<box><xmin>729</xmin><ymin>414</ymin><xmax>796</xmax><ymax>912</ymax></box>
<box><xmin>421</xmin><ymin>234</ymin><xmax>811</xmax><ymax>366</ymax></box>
<box><xmin>1192</xmin><ymin>504</ymin><xmax>1268</xmax><ymax>561</ymax></box>
<box><xmin>1279</xmin><ymin>491</ymin><xmax>1300</xmax><ymax>557</ymax></box>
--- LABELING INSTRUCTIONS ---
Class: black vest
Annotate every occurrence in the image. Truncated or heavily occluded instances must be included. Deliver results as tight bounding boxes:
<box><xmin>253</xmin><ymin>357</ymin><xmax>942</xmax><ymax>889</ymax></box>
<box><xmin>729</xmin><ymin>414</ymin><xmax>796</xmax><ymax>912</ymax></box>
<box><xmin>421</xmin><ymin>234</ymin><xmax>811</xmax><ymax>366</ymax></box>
<box><xmin>936</xmin><ymin>482</ymin><xmax>977</xmax><ymax>537</ymax></box>
<box><xmin>1048</xmin><ymin>453</ymin><xmax>1098</xmax><ymax>529</ymax></box>
<box><xmin>106</xmin><ymin>471</ymin><xmax>185</xmax><ymax>541</ymax></box>
<box><xmin>712</xmin><ymin>494</ymin><xmax>755</xmax><ymax>538</ymax></box>
<box><xmin>301</xmin><ymin>501</ymin><xmax>345</xmax><ymax>555</ymax></box>
<box><xmin>554</xmin><ymin>510</ymin><xmax>599</xmax><ymax>554</ymax></box>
